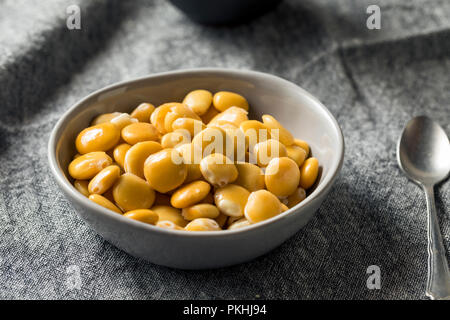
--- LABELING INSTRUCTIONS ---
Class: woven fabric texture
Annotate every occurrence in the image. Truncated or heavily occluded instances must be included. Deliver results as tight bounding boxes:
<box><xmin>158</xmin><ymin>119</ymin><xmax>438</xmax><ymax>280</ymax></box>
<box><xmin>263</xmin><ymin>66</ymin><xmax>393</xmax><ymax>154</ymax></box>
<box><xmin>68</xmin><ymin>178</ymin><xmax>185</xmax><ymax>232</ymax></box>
<box><xmin>0</xmin><ymin>0</ymin><xmax>449</xmax><ymax>299</ymax></box>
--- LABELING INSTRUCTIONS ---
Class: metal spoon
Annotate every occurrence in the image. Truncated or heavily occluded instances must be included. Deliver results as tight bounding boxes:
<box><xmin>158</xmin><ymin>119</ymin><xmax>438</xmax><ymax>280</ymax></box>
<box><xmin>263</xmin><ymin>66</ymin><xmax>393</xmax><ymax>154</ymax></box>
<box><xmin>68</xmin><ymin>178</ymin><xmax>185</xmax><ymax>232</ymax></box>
<box><xmin>397</xmin><ymin>116</ymin><xmax>450</xmax><ymax>299</ymax></box>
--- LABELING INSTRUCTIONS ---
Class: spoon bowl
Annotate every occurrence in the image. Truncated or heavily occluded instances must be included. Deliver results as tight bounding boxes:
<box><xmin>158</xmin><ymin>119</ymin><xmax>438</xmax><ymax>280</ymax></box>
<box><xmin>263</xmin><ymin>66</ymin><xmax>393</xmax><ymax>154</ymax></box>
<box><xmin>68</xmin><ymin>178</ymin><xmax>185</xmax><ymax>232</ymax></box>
<box><xmin>397</xmin><ymin>116</ymin><xmax>450</xmax><ymax>185</ymax></box>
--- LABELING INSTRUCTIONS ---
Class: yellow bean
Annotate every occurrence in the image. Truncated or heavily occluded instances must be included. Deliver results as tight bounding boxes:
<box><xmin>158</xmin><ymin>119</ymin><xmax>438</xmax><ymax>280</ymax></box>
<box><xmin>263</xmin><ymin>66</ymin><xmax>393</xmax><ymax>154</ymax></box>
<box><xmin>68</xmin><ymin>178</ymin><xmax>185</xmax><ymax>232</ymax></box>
<box><xmin>244</xmin><ymin>190</ymin><xmax>282</xmax><ymax>223</ymax></box>
<box><xmin>75</xmin><ymin>123</ymin><xmax>120</xmax><ymax>154</ymax></box>
<box><xmin>265</xmin><ymin>157</ymin><xmax>300</xmax><ymax>197</ymax></box>
<box><xmin>123</xmin><ymin>209</ymin><xmax>158</xmax><ymax>225</ymax></box>
<box><xmin>228</xmin><ymin>218</ymin><xmax>251</xmax><ymax>230</ymax></box>
<box><xmin>164</xmin><ymin>103</ymin><xmax>201</xmax><ymax>133</ymax></box>
<box><xmin>88</xmin><ymin>165</ymin><xmax>120</xmax><ymax>195</ymax></box>
<box><xmin>222</xmin><ymin>127</ymin><xmax>248</xmax><ymax>161</ymax></box>
<box><xmin>161</xmin><ymin>130</ymin><xmax>191</xmax><ymax>149</ymax></box>
<box><xmin>280</xmin><ymin>203</ymin><xmax>289</xmax><ymax>212</ymax></box>
<box><xmin>74</xmin><ymin>180</ymin><xmax>90</xmax><ymax>197</ymax></box>
<box><xmin>239</xmin><ymin>120</ymin><xmax>270</xmax><ymax>145</ymax></box>
<box><xmin>112</xmin><ymin>173</ymin><xmax>155</xmax><ymax>211</ymax></box>
<box><xmin>68</xmin><ymin>151</ymin><xmax>113</xmax><ymax>180</ymax></box>
<box><xmin>91</xmin><ymin>112</ymin><xmax>122</xmax><ymax>126</ymax></box>
<box><xmin>182</xmin><ymin>204</ymin><xmax>220</xmax><ymax>220</ymax></box>
<box><xmin>201</xmin><ymin>106</ymin><xmax>219</xmax><ymax>124</ymax></box>
<box><xmin>299</xmin><ymin>157</ymin><xmax>319</xmax><ymax>189</ymax></box>
<box><xmin>150</xmin><ymin>103</ymin><xmax>175</xmax><ymax>134</ymax></box>
<box><xmin>208</xmin><ymin>106</ymin><xmax>249</xmax><ymax>129</ymax></box>
<box><xmin>183</xmin><ymin>89</ymin><xmax>213</xmax><ymax>116</ymax></box>
<box><xmin>200</xmin><ymin>153</ymin><xmax>238</xmax><ymax>187</ymax></box>
<box><xmin>234</xmin><ymin>162</ymin><xmax>265</xmax><ymax>192</ymax></box>
<box><xmin>253</xmin><ymin>139</ymin><xmax>287</xmax><ymax>167</ymax></box>
<box><xmin>213</xmin><ymin>91</ymin><xmax>249</xmax><ymax>112</ymax></box>
<box><xmin>287</xmin><ymin>187</ymin><xmax>306</xmax><ymax>208</ymax></box>
<box><xmin>214</xmin><ymin>184</ymin><xmax>250</xmax><ymax>217</ymax></box>
<box><xmin>170</xmin><ymin>181</ymin><xmax>211</xmax><ymax>208</ymax></box>
<box><xmin>152</xmin><ymin>205</ymin><xmax>187</xmax><ymax>227</ymax></box>
<box><xmin>110</xmin><ymin>113</ymin><xmax>139</xmax><ymax>130</ymax></box>
<box><xmin>130</xmin><ymin>103</ymin><xmax>155</xmax><ymax>123</ymax></box>
<box><xmin>185</xmin><ymin>218</ymin><xmax>221</xmax><ymax>231</ymax></box>
<box><xmin>209</xmin><ymin>122</ymin><xmax>238</xmax><ymax>131</ymax></box>
<box><xmin>156</xmin><ymin>220</ymin><xmax>184</xmax><ymax>230</ymax></box>
<box><xmin>286</xmin><ymin>145</ymin><xmax>307</xmax><ymax>166</ymax></box>
<box><xmin>192</xmin><ymin>127</ymin><xmax>229</xmax><ymax>158</ymax></box>
<box><xmin>171</xmin><ymin>118</ymin><xmax>205</xmax><ymax>137</ymax></box>
<box><xmin>294</xmin><ymin>139</ymin><xmax>310</xmax><ymax>156</ymax></box>
<box><xmin>143</xmin><ymin>149</ymin><xmax>187</xmax><ymax>193</ymax></box>
<box><xmin>113</xmin><ymin>143</ymin><xmax>131</xmax><ymax>170</ymax></box>
<box><xmin>124</xmin><ymin>141</ymin><xmax>163</xmax><ymax>179</ymax></box>
<box><xmin>121</xmin><ymin>122</ymin><xmax>159</xmax><ymax>145</ymax></box>
<box><xmin>89</xmin><ymin>194</ymin><xmax>122</xmax><ymax>214</ymax></box>
<box><xmin>175</xmin><ymin>143</ymin><xmax>203</xmax><ymax>183</ymax></box>
<box><xmin>262</xmin><ymin>115</ymin><xmax>294</xmax><ymax>146</ymax></box>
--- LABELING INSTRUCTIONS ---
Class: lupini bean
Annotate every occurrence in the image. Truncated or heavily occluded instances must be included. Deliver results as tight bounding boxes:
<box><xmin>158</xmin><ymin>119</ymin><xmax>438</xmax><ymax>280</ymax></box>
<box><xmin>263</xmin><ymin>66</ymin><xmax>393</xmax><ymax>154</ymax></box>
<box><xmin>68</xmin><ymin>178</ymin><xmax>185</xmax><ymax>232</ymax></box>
<box><xmin>143</xmin><ymin>148</ymin><xmax>187</xmax><ymax>193</ymax></box>
<box><xmin>170</xmin><ymin>181</ymin><xmax>211</xmax><ymax>208</ymax></box>
<box><xmin>110</xmin><ymin>113</ymin><xmax>138</xmax><ymax>130</ymax></box>
<box><xmin>182</xmin><ymin>204</ymin><xmax>220</xmax><ymax>220</ymax></box>
<box><xmin>213</xmin><ymin>91</ymin><xmax>249</xmax><ymax>112</ymax></box>
<box><xmin>253</xmin><ymin>139</ymin><xmax>287</xmax><ymax>167</ymax></box>
<box><xmin>91</xmin><ymin>112</ymin><xmax>121</xmax><ymax>126</ymax></box>
<box><xmin>287</xmin><ymin>187</ymin><xmax>306</xmax><ymax>208</ymax></box>
<box><xmin>234</xmin><ymin>162</ymin><xmax>265</xmax><ymax>192</ymax></box>
<box><xmin>69</xmin><ymin>151</ymin><xmax>112</xmax><ymax>180</ymax></box>
<box><xmin>185</xmin><ymin>218</ymin><xmax>221</xmax><ymax>231</ymax></box>
<box><xmin>214</xmin><ymin>184</ymin><xmax>250</xmax><ymax>217</ymax></box>
<box><xmin>183</xmin><ymin>89</ymin><xmax>213</xmax><ymax>116</ymax></box>
<box><xmin>262</xmin><ymin>114</ymin><xmax>294</xmax><ymax>146</ymax></box>
<box><xmin>265</xmin><ymin>157</ymin><xmax>300</xmax><ymax>197</ymax></box>
<box><xmin>112</xmin><ymin>173</ymin><xmax>155</xmax><ymax>211</ymax></box>
<box><xmin>152</xmin><ymin>205</ymin><xmax>187</xmax><ymax>227</ymax></box>
<box><xmin>244</xmin><ymin>190</ymin><xmax>282</xmax><ymax>223</ymax></box>
<box><xmin>294</xmin><ymin>138</ymin><xmax>310</xmax><ymax>156</ymax></box>
<box><xmin>299</xmin><ymin>157</ymin><xmax>319</xmax><ymax>190</ymax></box>
<box><xmin>89</xmin><ymin>194</ymin><xmax>122</xmax><ymax>214</ymax></box>
<box><xmin>228</xmin><ymin>218</ymin><xmax>251</xmax><ymax>230</ymax></box>
<box><xmin>88</xmin><ymin>165</ymin><xmax>120</xmax><ymax>195</ymax></box>
<box><xmin>286</xmin><ymin>145</ymin><xmax>307</xmax><ymax>166</ymax></box>
<box><xmin>121</xmin><ymin>122</ymin><xmax>159</xmax><ymax>145</ymax></box>
<box><xmin>200</xmin><ymin>153</ymin><xmax>238</xmax><ymax>187</ymax></box>
<box><xmin>74</xmin><ymin>180</ymin><xmax>90</xmax><ymax>197</ymax></box>
<box><xmin>157</xmin><ymin>220</ymin><xmax>184</xmax><ymax>230</ymax></box>
<box><xmin>76</xmin><ymin>123</ymin><xmax>120</xmax><ymax>154</ymax></box>
<box><xmin>113</xmin><ymin>143</ymin><xmax>131</xmax><ymax>170</ymax></box>
<box><xmin>124</xmin><ymin>141</ymin><xmax>162</xmax><ymax>179</ymax></box>
<box><xmin>130</xmin><ymin>103</ymin><xmax>155</xmax><ymax>123</ymax></box>
<box><xmin>124</xmin><ymin>209</ymin><xmax>158</xmax><ymax>225</ymax></box>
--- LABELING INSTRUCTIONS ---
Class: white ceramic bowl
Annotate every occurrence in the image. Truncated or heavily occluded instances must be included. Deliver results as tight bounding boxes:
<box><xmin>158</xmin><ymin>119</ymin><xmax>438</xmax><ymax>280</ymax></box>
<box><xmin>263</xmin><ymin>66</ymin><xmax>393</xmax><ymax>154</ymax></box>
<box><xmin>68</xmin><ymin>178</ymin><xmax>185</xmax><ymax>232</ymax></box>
<box><xmin>48</xmin><ymin>68</ymin><xmax>344</xmax><ymax>269</ymax></box>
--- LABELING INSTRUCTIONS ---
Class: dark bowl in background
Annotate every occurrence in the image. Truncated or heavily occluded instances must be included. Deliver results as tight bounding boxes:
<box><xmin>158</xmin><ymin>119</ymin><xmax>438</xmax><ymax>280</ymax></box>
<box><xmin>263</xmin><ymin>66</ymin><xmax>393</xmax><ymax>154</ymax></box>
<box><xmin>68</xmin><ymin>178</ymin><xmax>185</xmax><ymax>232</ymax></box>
<box><xmin>169</xmin><ymin>0</ymin><xmax>283</xmax><ymax>25</ymax></box>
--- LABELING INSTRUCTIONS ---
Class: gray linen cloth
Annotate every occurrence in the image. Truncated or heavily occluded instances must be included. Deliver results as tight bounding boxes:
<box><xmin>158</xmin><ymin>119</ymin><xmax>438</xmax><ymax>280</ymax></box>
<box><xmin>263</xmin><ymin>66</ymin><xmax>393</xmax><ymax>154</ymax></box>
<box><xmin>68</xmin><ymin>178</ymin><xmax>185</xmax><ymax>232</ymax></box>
<box><xmin>0</xmin><ymin>0</ymin><xmax>449</xmax><ymax>299</ymax></box>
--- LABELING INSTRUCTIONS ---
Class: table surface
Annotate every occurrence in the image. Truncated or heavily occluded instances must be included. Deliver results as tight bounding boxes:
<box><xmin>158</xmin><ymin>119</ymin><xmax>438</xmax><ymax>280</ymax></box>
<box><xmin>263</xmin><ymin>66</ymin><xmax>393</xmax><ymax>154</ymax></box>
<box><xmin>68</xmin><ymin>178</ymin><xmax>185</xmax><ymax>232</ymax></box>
<box><xmin>0</xmin><ymin>0</ymin><xmax>449</xmax><ymax>299</ymax></box>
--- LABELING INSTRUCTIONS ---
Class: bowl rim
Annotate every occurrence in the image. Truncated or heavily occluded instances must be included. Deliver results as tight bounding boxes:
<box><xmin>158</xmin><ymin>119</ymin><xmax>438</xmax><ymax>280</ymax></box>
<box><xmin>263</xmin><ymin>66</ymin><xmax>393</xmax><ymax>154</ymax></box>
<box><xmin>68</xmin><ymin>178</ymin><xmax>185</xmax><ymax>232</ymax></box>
<box><xmin>48</xmin><ymin>67</ymin><xmax>344</xmax><ymax>237</ymax></box>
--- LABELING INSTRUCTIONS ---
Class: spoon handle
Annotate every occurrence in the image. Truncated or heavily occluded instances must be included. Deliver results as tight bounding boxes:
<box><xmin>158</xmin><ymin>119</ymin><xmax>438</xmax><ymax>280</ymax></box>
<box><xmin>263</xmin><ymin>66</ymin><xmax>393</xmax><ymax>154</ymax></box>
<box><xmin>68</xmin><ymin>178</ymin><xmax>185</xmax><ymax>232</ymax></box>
<box><xmin>423</xmin><ymin>184</ymin><xmax>450</xmax><ymax>300</ymax></box>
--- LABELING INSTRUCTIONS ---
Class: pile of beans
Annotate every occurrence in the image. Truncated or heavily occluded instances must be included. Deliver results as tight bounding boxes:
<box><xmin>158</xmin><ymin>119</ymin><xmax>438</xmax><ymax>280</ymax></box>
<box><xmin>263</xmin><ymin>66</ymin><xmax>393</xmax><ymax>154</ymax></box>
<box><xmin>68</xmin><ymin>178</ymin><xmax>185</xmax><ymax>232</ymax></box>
<box><xmin>68</xmin><ymin>90</ymin><xmax>319</xmax><ymax>231</ymax></box>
